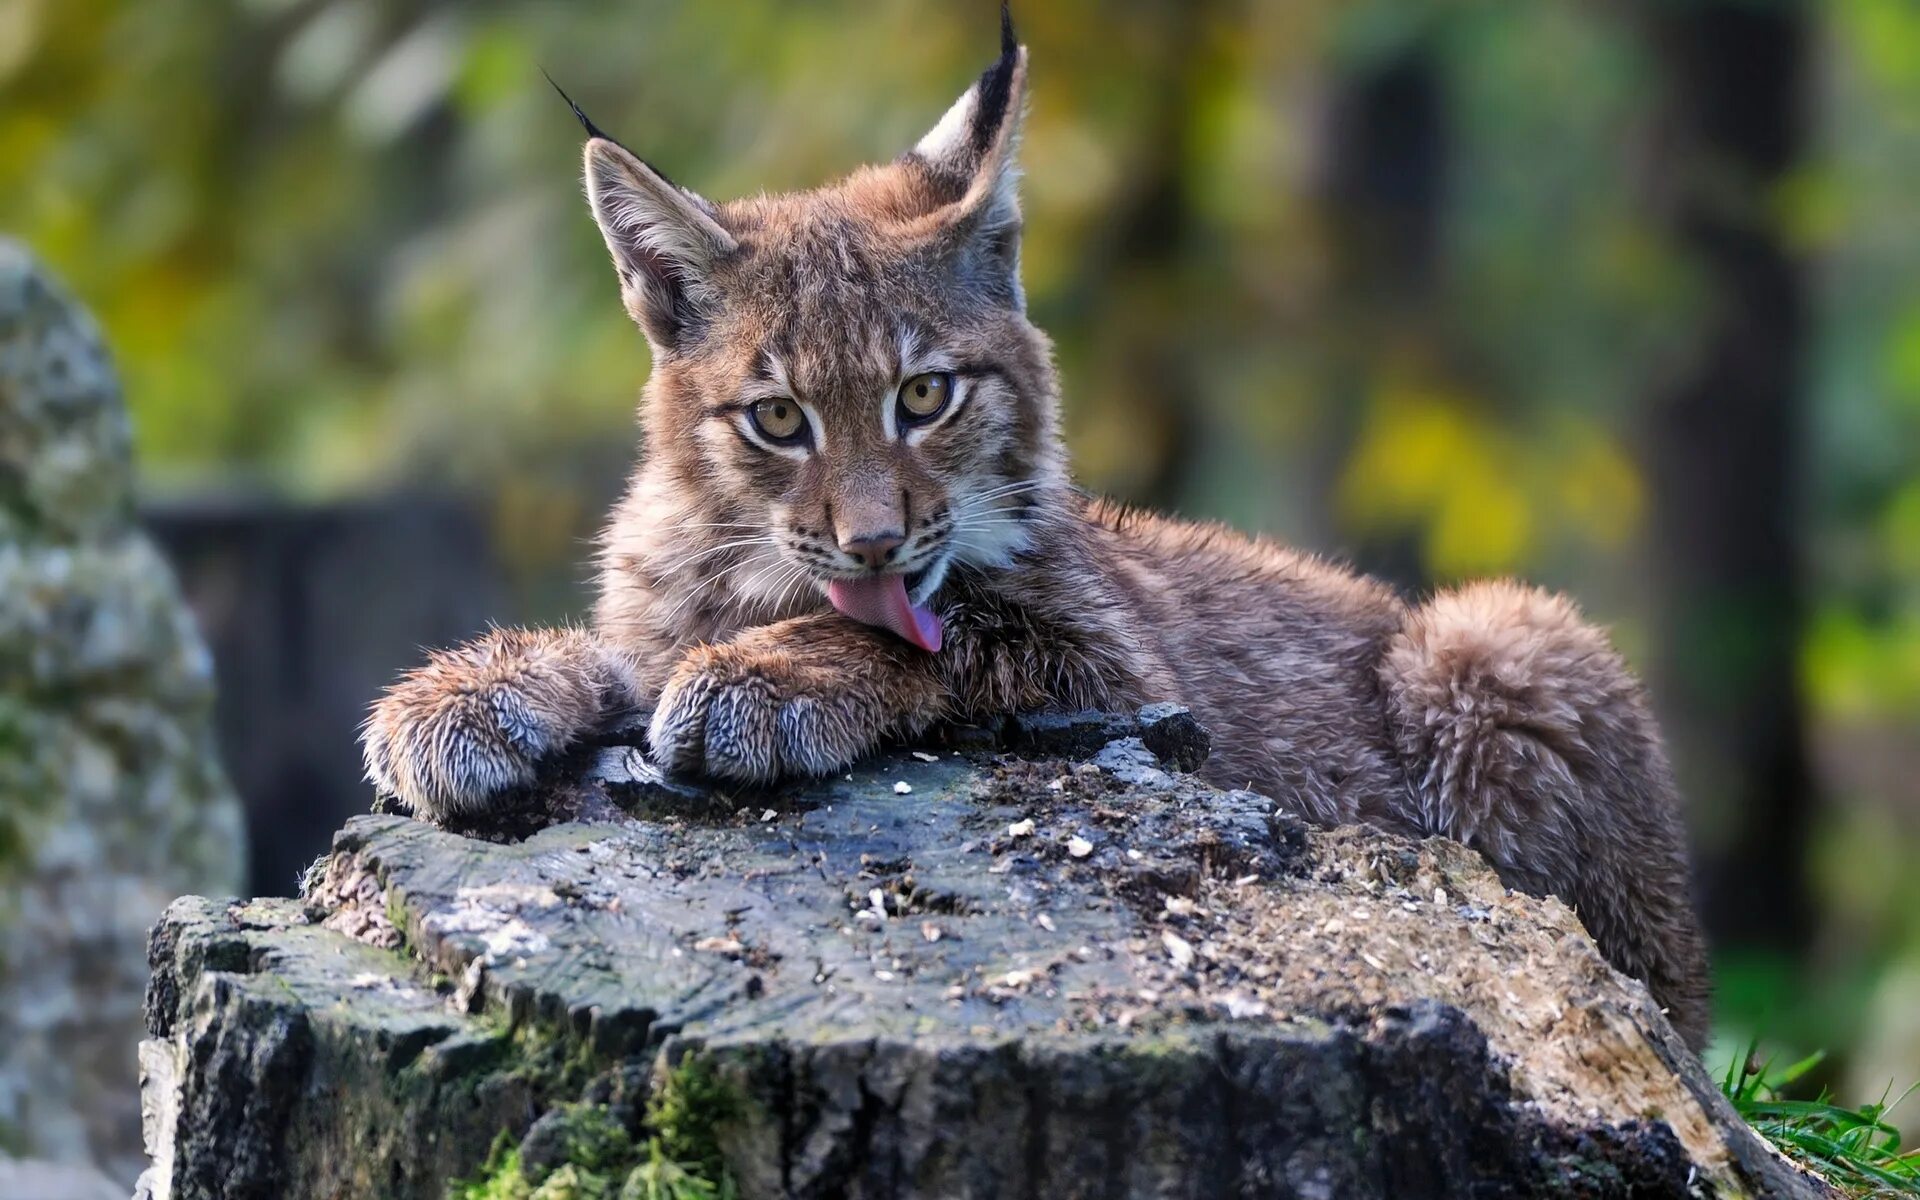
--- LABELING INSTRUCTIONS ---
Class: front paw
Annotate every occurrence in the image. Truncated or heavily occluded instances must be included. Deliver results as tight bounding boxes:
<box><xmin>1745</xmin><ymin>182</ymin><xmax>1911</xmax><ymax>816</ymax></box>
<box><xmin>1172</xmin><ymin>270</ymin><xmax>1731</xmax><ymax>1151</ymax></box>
<box><xmin>647</xmin><ymin>647</ymin><xmax>881</xmax><ymax>784</ymax></box>
<box><xmin>361</xmin><ymin>628</ymin><xmax>629</xmax><ymax>821</ymax></box>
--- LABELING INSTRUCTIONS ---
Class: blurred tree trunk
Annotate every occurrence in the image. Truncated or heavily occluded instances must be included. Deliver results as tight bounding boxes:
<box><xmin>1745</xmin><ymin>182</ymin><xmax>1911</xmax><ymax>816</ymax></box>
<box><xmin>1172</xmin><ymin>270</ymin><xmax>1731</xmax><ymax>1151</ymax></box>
<box><xmin>1072</xmin><ymin>1</ymin><xmax>1211</xmax><ymax>511</ymax></box>
<box><xmin>1308</xmin><ymin>43</ymin><xmax>1450</xmax><ymax>591</ymax></box>
<box><xmin>1628</xmin><ymin>0</ymin><xmax>1815</xmax><ymax>953</ymax></box>
<box><xmin>149</xmin><ymin>495</ymin><xmax>503</xmax><ymax>897</ymax></box>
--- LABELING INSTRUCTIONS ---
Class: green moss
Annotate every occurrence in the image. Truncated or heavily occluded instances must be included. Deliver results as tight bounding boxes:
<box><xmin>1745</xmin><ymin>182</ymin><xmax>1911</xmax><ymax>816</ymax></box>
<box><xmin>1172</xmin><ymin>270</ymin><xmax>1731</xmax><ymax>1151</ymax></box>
<box><xmin>618</xmin><ymin>1140</ymin><xmax>736</xmax><ymax>1200</ymax></box>
<box><xmin>501</xmin><ymin>1016</ymin><xmax>604</xmax><ymax>1098</ymax></box>
<box><xmin>644</xmin><ymin>1054</ymin><xmax>739</xmax><ymax>1185</ymax></box>
<box><xmin>447</xmin><ymin>1053</ymin><xmax>741</xmax><ymax>1200</ymax></box>
<box><xmin>538</xmin><ymin>1105</ymin><xmax>635</xmax><ymax>1179</ymax></box>
<box><xmin>532</xmin><ymin>1164</ymin><xmax>616</xmax><ymax>1199</ymax></box>
<box><xmin>452</xmin><ymin>1133</ymin><xmax>530</xmax><ymax>1200</ymax></box>
<box><xmin>385</xmin><ymin>888</ymin><xmax>413</xmax><ymax>952</ymax></box>
<box><xmin>449</xmin><ymin>1125</ymin><xmax>630</xmax><ymax>1199</ymax></box>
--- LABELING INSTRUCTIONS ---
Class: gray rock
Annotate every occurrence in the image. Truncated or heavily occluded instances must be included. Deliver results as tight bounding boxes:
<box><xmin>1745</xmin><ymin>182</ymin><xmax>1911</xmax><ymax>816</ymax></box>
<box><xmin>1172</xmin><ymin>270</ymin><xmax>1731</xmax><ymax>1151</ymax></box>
<box><xmin>1134</xmin><ymin>702</ymin><xmax>1211</xmax><ymax>772</ymax></box>
<box><xmin>0</xmin><ymin>241</ymin><xmax>245</xmax><ymax>1185</ymax></box>
<box><xmin>1005</xmin><ymin>704</ymin><xmax>1211</xmax><ymax>771</ymax></box>
<box><xmin>139</xmin><ymin>730</ymin><xmax>1819</xmax><ymax>1199</ymax></box>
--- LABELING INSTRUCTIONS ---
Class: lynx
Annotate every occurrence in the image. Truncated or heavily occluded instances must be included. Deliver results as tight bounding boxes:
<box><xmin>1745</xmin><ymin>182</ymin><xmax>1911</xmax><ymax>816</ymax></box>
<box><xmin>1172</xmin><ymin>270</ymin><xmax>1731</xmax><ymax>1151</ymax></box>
<box><xmin>363</xmin><ymin>13</ymin><xmax>1710</xmax><ymax>1047</ymax></box>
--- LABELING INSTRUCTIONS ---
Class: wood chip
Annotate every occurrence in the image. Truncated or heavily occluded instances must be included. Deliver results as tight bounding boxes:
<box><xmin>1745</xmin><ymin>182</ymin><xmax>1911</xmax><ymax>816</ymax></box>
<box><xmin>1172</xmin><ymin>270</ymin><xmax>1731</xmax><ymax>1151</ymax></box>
<box><xmin>1162</xmin><ymin>931</ymin><xmax>1195</xmax><ymax>968</ymax></box>
<box><xmin>1214</xmin><ymin>993</ymin><xmax>1269</xmax><ymax>1020</ymax></box>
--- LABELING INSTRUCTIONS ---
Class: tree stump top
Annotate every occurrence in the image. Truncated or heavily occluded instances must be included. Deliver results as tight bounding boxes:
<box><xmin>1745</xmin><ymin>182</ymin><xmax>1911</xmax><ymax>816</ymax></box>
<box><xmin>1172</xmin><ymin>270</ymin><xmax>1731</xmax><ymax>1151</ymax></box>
<box><xmin>139</xmin><ymin>710</ymin><xmax>1822</xmax><ymax>1199</ymax></box>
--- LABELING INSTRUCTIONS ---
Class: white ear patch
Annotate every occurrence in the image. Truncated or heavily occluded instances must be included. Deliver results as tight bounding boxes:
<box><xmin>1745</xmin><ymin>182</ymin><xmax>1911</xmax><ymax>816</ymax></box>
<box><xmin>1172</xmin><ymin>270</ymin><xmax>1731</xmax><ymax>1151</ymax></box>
<box><xmin>906</xmin><ymin>15</ymin><xmax>1025</xmax><ymax>196</ymax></box>
<box><xmin>915</xmin><ymin>83</ymin><xmax>981</xmax><ymax>169</ymax></box>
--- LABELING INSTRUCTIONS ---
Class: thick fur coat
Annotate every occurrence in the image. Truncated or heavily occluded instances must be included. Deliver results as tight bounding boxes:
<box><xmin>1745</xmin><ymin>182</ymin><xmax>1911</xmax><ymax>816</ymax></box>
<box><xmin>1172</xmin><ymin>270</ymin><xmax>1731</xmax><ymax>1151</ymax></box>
<box><xmin>363</xmin><ymin>17</ymin><xmax>1710</xmax><ymax>1048</ymax></box>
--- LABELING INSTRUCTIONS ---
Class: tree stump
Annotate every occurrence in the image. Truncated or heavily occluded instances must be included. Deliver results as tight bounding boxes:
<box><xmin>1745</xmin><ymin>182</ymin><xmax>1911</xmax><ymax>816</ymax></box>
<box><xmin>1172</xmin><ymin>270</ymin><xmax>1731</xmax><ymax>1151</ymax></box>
<box><xmin>138</xmin><ymin>709</ymin><xmax>1821</xmax><ymax>1199</ymax></box>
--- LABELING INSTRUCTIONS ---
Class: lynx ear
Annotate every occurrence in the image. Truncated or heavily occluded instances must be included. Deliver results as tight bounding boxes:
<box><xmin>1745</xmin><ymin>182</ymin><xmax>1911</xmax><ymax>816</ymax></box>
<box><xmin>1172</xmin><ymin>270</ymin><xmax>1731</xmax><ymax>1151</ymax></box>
<box><xmin>583</xmin><ymin>137</ymin><xmax>737</xmax><ymax>351</ymax></box>
<box><xmin>908</xmin><ymin>6</ymin><xmax>1028</xmax><ymax>307</ymax></box>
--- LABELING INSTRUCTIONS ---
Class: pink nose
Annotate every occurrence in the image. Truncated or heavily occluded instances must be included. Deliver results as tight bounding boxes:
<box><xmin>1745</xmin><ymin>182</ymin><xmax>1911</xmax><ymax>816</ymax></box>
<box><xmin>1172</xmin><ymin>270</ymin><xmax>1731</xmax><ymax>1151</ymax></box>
<box><xmin>839</xmin><ymin>532</ymin><xmax>904</xmax><ymax>570</ymax></box>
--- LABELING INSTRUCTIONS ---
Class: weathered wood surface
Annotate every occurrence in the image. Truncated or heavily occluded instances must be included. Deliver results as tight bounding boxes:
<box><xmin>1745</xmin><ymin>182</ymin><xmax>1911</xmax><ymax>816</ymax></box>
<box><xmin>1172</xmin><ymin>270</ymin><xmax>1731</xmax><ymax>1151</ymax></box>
<box><xmin>138</xmin><ymin>709</ymin><xmax>1824</xmax><ymax>1199</ymax></box>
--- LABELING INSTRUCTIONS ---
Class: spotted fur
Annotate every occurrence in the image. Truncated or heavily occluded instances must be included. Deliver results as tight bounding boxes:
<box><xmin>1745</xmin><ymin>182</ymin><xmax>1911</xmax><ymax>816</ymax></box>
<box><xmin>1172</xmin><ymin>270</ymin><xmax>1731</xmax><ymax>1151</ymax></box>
<box><xmin>363</xmin><ymin>17</ymin><xmax>1710</xmax><ymax>1048</ymax></box>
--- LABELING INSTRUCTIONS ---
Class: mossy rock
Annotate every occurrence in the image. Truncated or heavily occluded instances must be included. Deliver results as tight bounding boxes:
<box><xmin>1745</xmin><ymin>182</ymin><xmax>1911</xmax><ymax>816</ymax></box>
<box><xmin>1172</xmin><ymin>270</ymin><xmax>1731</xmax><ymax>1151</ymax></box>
<box><xmin>0</xmin><ymin>239</ymin><xmax>244</xmax><ymax>1181</ymax></box>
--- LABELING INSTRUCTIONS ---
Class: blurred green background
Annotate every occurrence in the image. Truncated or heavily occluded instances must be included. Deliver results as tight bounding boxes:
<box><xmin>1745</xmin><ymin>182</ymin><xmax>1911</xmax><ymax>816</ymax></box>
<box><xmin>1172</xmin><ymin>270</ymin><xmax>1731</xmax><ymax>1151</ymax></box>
<box><xmin>3</xmin><ymin>0</ymin><xmax>1916</xmax><ymax>1107</ymax></box>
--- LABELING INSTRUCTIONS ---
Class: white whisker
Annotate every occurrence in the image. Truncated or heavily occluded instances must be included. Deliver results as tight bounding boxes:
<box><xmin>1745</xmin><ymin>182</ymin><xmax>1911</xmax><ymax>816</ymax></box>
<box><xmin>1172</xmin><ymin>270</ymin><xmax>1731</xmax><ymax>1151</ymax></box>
<box><xmin>770</xmin><ymin>562</ymin><xmax>816</xmax><ymax>615</ymax></box>
<box><xmin>772</xmin><ymin>568</ymin><xmax>817</xmax><ymax>618</ymax></box>
<box><xmin>656</xmin><ymin>554</ymin><xmax>760</xmax><ymax>627</ymax></box>
<box><xmin>962</xmin><ymin>479</ymin><xmax>1052</xmax><ymax>507</ymax></box>
<box><xmin>948</xmin><ymin>506</ymin><xmax>1029</xmax><ymax>522</ymax></box>
<box><xmin>654</xmin><ymin>535</ymin><xmax>774</xmax><ymax>579</ymax></box>
<box><xmin>735</xmin><ymin>554</ymin><xmax>797</xmax><ymax>602</ymax></box>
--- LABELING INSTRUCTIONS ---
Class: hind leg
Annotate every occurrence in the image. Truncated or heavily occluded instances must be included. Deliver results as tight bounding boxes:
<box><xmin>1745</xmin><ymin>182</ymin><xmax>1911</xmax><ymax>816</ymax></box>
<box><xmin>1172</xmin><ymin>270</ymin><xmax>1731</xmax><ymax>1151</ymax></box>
<box><xmin>1379</xmin><ymin>581</ymin><xmax>1711</xmax><ymax>1049</ymax></box>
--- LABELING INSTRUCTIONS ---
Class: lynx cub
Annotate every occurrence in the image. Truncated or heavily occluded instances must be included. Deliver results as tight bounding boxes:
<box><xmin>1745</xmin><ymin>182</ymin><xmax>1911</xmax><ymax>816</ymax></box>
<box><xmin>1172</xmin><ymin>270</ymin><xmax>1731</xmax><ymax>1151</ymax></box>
<box><xmin>363</xmin><ymin>14</ymin><xmax>1709</xmax><ymax>1047</ymax></box>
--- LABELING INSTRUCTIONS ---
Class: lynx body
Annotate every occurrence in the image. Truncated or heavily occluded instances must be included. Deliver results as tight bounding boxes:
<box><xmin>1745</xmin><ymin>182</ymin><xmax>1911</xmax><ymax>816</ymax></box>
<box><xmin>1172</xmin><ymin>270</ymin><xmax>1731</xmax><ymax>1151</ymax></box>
<box><xmin>363</xmin><ymin>17</ymin><xmax>1710</xmax><ymax>1048</ymax></box>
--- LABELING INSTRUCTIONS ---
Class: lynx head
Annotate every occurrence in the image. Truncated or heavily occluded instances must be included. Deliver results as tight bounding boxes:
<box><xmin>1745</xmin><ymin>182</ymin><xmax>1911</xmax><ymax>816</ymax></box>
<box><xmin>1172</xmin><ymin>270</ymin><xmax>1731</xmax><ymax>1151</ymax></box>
<box><xmin>577</xmin><ymin>10</ymin><xmax>1062</xmax><ymax>652</ymax></box>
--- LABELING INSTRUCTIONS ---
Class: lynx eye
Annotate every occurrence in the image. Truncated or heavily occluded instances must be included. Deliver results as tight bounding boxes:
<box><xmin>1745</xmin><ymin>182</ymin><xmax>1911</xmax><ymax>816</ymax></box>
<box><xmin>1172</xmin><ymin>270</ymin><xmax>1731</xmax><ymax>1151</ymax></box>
<box><xmin>897</xmin><ymin>372</ymin><xmax>954</xmax><ymax>423</ymax></box>
<box><xmin>747</xmin><ymin>397</ymin><xmax>807</xmax><ymax>444</ymax></box>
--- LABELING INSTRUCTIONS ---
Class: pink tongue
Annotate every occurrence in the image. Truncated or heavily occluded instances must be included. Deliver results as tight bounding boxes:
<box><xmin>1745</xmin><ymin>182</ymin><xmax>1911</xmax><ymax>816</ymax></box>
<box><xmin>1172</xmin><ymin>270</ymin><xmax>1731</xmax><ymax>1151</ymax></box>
<box><xmin>827</xmin><ymin>575</ymin><xmax>944</xmax><ymax>653</ymax></box>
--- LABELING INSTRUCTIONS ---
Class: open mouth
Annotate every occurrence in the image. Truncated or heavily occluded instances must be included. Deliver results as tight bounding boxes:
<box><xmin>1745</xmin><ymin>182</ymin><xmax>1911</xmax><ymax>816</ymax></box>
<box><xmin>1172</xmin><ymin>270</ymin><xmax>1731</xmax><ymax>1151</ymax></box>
<box><xmin>825</xmin><ymin>562</ymin><xmax>945</xmax><ymax>653</ymax></box>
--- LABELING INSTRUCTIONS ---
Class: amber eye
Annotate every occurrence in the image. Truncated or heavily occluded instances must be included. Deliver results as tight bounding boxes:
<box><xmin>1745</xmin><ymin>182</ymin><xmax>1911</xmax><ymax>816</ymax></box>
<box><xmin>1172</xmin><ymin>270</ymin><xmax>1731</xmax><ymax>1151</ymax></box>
<box><xmin>748</xmin><ymin>397</ymin><xmax>807</xmax><ymax>443</ymax></box>
<box><xmin>897</xmin><ymin>372</ymin><xmax>954</xmax><ymax>424</ymax></box>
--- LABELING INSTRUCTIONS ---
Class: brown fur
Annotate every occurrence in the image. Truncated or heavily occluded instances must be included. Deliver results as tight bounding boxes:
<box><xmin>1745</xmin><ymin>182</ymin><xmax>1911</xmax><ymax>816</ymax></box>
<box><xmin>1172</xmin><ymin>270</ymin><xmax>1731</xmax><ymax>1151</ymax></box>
<box><xmin>363</xmin><ymin>27</ymin><xmax>1710</xmax><ymax>1048</ymax></box>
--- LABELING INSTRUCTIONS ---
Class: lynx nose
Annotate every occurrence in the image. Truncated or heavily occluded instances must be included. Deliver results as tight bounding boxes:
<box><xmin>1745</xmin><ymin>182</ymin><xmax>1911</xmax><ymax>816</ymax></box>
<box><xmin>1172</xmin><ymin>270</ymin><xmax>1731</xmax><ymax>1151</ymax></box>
<box><xmin>839</xmin><ymin>532</ymin><xmax>904</xmax><ymax>570</ymax></box>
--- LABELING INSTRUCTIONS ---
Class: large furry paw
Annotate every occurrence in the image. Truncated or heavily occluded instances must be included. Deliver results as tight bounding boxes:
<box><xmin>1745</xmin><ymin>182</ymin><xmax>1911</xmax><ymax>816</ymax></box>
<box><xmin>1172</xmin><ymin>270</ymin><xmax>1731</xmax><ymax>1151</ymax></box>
<box><xmin>361</xmin><ymin>627</ymin><xmax>636</xmax><ymax>821</ymax></box>
<box><xmin>647</xmin><ymin>644</ymin><xmax>890</xmax><ymax>784</ymax></box>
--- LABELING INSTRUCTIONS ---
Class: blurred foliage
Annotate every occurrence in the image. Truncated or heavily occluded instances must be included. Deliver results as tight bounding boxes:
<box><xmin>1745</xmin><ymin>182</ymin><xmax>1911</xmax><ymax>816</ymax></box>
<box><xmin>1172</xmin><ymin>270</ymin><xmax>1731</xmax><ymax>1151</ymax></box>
<box><xmin>2</xmin><ymin>0</ymin><xmax>1918</xmax><ymax>1094</ymax></box>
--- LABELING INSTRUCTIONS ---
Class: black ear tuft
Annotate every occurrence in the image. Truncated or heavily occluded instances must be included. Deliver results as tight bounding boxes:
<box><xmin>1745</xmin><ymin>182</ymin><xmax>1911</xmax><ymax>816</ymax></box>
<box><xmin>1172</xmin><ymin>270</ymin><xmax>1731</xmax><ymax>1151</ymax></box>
<box><xmin>542</xmin><ymin>69</ymin><xmax>612</xmax><ymax>143</ymax></box>
<box><xmin>972</xmin><ymin>5</ymin><xmax>1019</xmax><ymax>157</ymax></box>
<box><xmin>547</xmin><ymin>71</ymin><xmax>700</xmax><ymax>195</ymax></box>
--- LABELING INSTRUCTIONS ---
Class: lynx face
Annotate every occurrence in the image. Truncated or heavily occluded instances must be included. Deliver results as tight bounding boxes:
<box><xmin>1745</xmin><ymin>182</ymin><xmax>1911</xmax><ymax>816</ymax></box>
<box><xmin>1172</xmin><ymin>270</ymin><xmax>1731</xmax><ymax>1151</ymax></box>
<box><xmin>580</xmin><ymin>17</ymin><xmax>1061</xmax><ymax>652</ymax></box>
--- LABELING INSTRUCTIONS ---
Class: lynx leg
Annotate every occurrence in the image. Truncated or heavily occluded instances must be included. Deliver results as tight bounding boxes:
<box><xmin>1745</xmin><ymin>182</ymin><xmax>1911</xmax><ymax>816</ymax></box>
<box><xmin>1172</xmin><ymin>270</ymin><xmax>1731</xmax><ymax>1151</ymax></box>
<box><xmin>1379</xmin><ymin>581</ymin><xmax>1711</xmax><ymax>1049</ymax></box>
<box><xmin>362</xmin><ymin>626</ymin><xmax>642</xmax><ymax>822</ymax></box>
<box><xmin>648</xmin><ymin>612</ymin><xmax>946</xmax><ymax>784</ymax></box>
